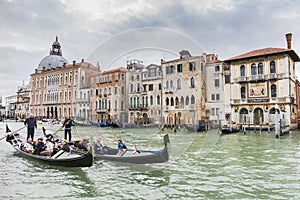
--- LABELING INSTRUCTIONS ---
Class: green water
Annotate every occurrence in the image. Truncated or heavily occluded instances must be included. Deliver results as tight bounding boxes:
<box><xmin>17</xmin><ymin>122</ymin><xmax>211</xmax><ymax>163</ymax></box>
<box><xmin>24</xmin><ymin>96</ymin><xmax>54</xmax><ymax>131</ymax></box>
<box><xmin>1</xmin><ymin>122</ymin><xmax>300</xmax><ymax>199</ymax></box>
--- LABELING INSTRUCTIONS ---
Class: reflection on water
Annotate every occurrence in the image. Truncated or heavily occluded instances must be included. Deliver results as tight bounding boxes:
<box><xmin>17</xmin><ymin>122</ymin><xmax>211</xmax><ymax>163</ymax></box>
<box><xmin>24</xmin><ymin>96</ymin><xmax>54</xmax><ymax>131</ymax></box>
<box><xmin>2</xmin><ymin>122</ymin><xmax>300</xmax><ymax>199</ymax></box>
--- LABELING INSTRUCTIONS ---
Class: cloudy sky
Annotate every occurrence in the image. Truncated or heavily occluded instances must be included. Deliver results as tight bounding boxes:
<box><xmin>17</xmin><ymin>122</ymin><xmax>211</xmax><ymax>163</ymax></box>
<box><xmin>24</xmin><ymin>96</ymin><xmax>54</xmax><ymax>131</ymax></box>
<box><xmin>1</xmin><ymin>0</ymin><xmax>300</xmax><ymax>99</ymax></box>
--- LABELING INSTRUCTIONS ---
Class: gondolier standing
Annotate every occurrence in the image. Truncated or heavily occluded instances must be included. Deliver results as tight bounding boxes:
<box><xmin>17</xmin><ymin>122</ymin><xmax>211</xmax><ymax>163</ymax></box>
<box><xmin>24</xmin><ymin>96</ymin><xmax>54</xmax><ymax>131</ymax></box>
<box><xmin>62</xmin><ymin>116</ymin><xmax>73</xmax><ymax>141</ymax></box>
<box><xmin>24</xmin><ymin>113</ymin><xmax>37</xmax><ymax>141</ymax></box>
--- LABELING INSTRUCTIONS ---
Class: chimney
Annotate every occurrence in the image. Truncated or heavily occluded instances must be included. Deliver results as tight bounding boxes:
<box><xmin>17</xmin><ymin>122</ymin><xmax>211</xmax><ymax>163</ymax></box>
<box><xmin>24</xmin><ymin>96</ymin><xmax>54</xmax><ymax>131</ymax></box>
<box><xmin>73</xmin><ymin>60</ymin><xmax>76</xmax><ymax>66</ymax></box>
<box><xmin>63</xmin><ymin>63</ymin><xmax>66</xmax><ymax>68</ymax></box>
<box><xmin>35</xmin><ymin>69</ymin><xmax>38</xmax><ymax>73</ymax></box>
<box><xmin>286</xmin><ymin>33</ymin><xmax>292</xmax><ymax>49</ymax></box>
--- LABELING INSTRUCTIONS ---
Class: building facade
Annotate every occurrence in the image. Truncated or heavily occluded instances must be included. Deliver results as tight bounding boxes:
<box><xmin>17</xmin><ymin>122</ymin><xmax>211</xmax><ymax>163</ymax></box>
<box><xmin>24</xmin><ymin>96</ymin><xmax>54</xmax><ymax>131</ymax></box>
<box><xmin>30</xmin><ymin>37</ymin><xmax>99</xmax><ymax>120</ymax></box>
<box><xmin>225</xmin><ymin>33</ymin><xmax>300</xmax><ymax>128</ymax></box>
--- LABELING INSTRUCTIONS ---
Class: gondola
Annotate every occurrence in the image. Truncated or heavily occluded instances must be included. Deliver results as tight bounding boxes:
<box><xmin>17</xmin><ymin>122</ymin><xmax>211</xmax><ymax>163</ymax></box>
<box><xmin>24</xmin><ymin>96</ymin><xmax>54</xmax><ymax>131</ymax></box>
<box><xmin>5</xmin><ymin>127</ymin><xmax>93</xmax><ymax>167</ymax></box>
<box><xmin>184</xmin><ymin>124</ymin><xmax>206</xmax><ymax>132</ymax></box>
<box><xmin>94</xmin><ymin>134</ymin><xmax>170</xmax><ymax>164</ymax></box>
<box><xmin>89</xmin><ymin>120</ymin><xmax>110</xmax><ymax>127</ymax></box>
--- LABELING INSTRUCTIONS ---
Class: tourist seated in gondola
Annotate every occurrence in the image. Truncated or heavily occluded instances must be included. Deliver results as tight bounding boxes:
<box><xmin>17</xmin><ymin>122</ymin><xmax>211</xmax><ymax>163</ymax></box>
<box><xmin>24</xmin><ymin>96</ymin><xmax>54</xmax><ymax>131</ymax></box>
<box><xmin>23</xmin><ymin>138</ymin><xmax>34</xmax><ymax>153</ymax></box>
<box><xmin>132</xmin><ymin>144</ymin><xmax>140</xmax><ymax>154</ymax></box>
<box><xmin>42</xmin><ymin>127</ymin><xmax>54</xmax><ymax>141</ymax></box>
<box><xmin>34</xmin><ymin>138</ymin><xmax>46</xmax><ymax>155</ymax></box>
<box><xmin>40</xmin><ymin>138</ymin><xmax>54</xmax><ymax>156</ymax></box>
<box><xmin>61</xmin><ymin>140</ymin><xmax>71</xmax><ymax>152</ymax></box>
<box><xmin>117</xmin><ymin>139</ymin><xmax>127</xmax><ymax>151</ymax></box>
<box><xmin>94</xmin><ymin>136</ymin><xmax>106</xmax><ymax>154</ymax></box>
<box><xmin>74</xmin><ymin>138</ymin><xmax>88</xmax><ymax>151</ymax></box>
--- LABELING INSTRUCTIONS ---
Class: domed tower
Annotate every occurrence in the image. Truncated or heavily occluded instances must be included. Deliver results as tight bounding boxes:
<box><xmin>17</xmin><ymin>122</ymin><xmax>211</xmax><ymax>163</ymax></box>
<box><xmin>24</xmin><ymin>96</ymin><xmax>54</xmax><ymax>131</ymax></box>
<box><xmin>38</xmin><ymin>36</ymin><xmax>68</xmax><ymax>70</ymax></box>
<box><xmin>49</xmin><ymin>36</ymin><xmax>62</xmax><ymax>56</ymax></box>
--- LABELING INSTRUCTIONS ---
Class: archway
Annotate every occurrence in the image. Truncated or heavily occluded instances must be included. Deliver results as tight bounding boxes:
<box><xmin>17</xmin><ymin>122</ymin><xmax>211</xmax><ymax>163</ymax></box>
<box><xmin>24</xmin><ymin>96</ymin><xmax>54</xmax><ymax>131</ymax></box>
<box><xmin>239</xmin><ymin>108</ymin><xmax>248</xmax><ymax>123</ymax></box>
<box><xmin>253</xmin><ymin>108</ymin><xmax>264</xmax><ymax>125</ymax></box>
<box><xmin>269</xmin><ymin>107</ymin><xmax>280</xmax><ymax>124</ymax></box>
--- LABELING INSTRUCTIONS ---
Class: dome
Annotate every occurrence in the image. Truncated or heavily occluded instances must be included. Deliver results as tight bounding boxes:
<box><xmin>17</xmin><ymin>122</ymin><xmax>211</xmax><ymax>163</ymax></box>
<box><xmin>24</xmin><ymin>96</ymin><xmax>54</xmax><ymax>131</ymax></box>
<box><xmin>38</xmin><ymin>55</ymin><xmax>69</xmax><ymax>70</ymax></box>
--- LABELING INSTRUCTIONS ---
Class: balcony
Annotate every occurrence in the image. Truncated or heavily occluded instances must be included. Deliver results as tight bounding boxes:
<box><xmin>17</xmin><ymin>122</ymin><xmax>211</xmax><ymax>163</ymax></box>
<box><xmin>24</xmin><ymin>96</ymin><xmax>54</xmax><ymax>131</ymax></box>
<box><xmin>96</xmin><ymin>108</ymin><xmax>109</xmax><ymax>113</ymax></box>
<box><xmin>238</xmin><ymin>76</ymin><xmax>247</xmax><ymax>82</ymax></box>
<box><xmin>164</xmin><ymin>87</ymin><xmax>174</xmax><ymax>93</ymax></box>
<box><xmin>269</xmin><ymin>73</ymin><xmax>277</xmax><ymax>79</ymax></box>
<box><xmin>249</xmin><ymin>75</ymin><xmax>257</xmax><ymax>81</ymax></box>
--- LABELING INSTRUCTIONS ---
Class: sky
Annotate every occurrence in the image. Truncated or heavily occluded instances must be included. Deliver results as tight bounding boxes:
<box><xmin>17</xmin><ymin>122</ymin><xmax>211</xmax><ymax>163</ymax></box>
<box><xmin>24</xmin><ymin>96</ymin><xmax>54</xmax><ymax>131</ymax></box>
<box><xmin>1</xmin><ymin>0</ymin><xmax>300</xmax><ymax>100</ymax></box>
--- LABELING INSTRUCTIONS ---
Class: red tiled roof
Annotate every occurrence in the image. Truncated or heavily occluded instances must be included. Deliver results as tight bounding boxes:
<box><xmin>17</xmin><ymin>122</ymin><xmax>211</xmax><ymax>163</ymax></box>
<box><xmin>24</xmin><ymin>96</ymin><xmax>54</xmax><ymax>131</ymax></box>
<box><xmin>225</xmin><ymin>47</ymin><xmax>300</xmax><ymax>62</ymax></box>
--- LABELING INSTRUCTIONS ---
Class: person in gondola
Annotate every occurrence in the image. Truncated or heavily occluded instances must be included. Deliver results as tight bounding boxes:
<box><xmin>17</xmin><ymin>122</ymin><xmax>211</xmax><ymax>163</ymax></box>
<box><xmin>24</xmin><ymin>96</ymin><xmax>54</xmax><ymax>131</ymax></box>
<box><xmin>117</xmin><ymin>139</ymin><xmax>127</xmax><ymax>151</ymax></box>
<box><xmin>23</xmin><ymin>138</ymin><xmax>34</xmax><ymax>153</ymax></box>
<box><xmin>75</xmin><ymin>138</ymin><xmax>88</xmax><ymax>151</ymax></box>
<box><xmin>40</xmin><ymin>138</ymin><xmax>54</xmax><ymax>156</ymax></box>
<box><xmin>34</xmin><ymin>138</ymin><xmax>46</xmax><ymax>155</ymax></box>
<box><xmin>95</xmin><ymin>136</ymin><xmax>106</xmax><ymax>154</ymax></box>
<box><xmin>62</xmin><ymin>116</ymin><xmax>73</xmax><ymax>142</ymax></box>
<box><xmin>61</xmin><ymin>140</ymin><xmax>71</xmax><ymax>152</ymax></box>
<box><xmin>24</xmin><ymin>113</ymin><xmax>37</xmax><ymax>141</ymax></box>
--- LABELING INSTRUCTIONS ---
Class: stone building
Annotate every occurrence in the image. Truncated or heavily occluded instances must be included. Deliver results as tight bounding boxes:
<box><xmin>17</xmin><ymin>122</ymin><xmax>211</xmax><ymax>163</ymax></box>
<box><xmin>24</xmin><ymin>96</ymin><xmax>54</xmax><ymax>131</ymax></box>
<box><xmin>14</xmin><ymin>83</ymin><xmax>31</xmax><ymax>119</ymax></box>
<box><xmin>30</xmin><ymin>37</ymin><xmax>99</xmax><ymax>120</ymax></box>
<box><xmin>161</xmin><ymin>50</ymin><xmax>208</xmax><ymax>127</ymax></box>
<box><xmin>225</xmin><ymin>33</ymin><xmax>300</xmax><ymax>128</ymax></box>
<box><xmin>90</xmin><ymin>67</ymin><xmax>127</xmax><ymax>123</ymax></box>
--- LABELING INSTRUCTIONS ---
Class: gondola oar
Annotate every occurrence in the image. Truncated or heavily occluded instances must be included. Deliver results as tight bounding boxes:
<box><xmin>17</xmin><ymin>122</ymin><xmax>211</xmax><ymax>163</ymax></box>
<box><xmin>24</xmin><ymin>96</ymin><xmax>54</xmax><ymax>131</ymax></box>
<box><xmin>0</xmin><ymin>125</ymin><xmax>26</xmax><ymax>141</ymax></box>
<box><xmin>53</xmin><ymin>126</ymin><xmax>64</xmax><ymax>136</ymax></box>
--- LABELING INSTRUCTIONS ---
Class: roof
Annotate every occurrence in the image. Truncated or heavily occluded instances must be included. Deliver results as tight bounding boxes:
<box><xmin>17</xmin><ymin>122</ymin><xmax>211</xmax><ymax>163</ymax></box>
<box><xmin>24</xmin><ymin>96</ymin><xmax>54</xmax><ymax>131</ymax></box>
<box><xmin>225</xmin><ymin>47</ymin><xmax>300</xmax><ymax>62</ymax></box>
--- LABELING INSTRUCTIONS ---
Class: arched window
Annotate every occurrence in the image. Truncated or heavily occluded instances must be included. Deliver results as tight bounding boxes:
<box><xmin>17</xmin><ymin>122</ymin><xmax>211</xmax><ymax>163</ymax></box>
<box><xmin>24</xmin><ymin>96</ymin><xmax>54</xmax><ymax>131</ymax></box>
<box><xmin>251</xmin><ymin>63</ymin><xmax>257</xmax><ymax>75</ymax></box>
<box><xmin>190</xmin><ymin>77</ymin><xmax>195</xmax><ymax>88</ymax></box>
<box><xmin>175</xmin><ymin>97</ymin><xmax>179</xmax><ymax>106</ymax></box>
<box><xmin>177</xmin><ymin>79</ymin><xmax>181</xmax><ymax>89</ymax></box>
<box><xmin>240</xmin><ymin>65</ymin><xmax>246</xmax><ymax>76</ymax></box>
<box><xmin>186</xmin><ymin>96</ymin><xmax>189</xmax><ymax>105</ymax></box>
<box><xmin>271</xmin><ymin>84</ymin><xmax>277</xmax><ymax>97</ymax></box>
<box><xmin>191</xmin><ymin>95</ymin><xmax>195</xmax><ymax>104</ymax></box>
<box><xmin>157</xmin><ymin>95</ymin><xmax>160</xmax><ymax>105</ymax></box>
<box><xmin>239</xmin><ymin>108</ymin><xmax>248</xmax><ymax>123</ymax></box>
<box><xmin>166</xmin><ymin>97</ymin><xmax>169</xmax><ymax>106</ymax></box>
<box><xmin>130</xmin><ymin>84</ymin><xmax>134</xmax><ymax>93</ymax></box>
<box><xmin>150</xmin><ymin>96</ymin><xmax>153</xmax><ymax>105</ymax></box>
<box><xmin>270</xmin><ymin>61</ymin><xmax>276</xmax><ymax>73</ymax></box>
<box><xmin>181</xmin><ymin>96</ymin><xmax>184</xmax><ymax>106</ymax></box>
<box><xmin>241</xmin><ymin>86</ymin><xmax>246</xmax><ymax>99</ymax></box>
<box><xmin>170</xmin><ymin>80</ymin><xmax>173</xmax><ymax>88</ymax></box>
<box><xmin>258</xmin><ymin>62</ymin><xmax>263</xmax><ymax>74</ymax></box>
<box><xmin>171</xmin><ymin>97</ymin><xmax>174</xmax><ymax>106</ymax></box>
<box><xmin>166</xmin><ymin>80</ymin><xmax>169</xmax><ymax>89</ymax></box>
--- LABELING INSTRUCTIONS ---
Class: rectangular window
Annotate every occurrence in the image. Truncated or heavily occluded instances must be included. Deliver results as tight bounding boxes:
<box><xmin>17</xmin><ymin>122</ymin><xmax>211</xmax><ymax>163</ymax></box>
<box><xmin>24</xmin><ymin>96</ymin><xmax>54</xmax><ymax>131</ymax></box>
<box><xmin>215</xmin><ymin>79</ymin><xmax>220</xmax><ymax>87</ymax></box>
<box><xmin>189</xmin><ymin>62</ymin><xmax>196</xmax><ymax>71</ymax></box>
<box><xmin>215</xmin><ymin>65</ymin><xmax>220</xmax><ymax>72</ymax></box>
<box><xmin>114</xmin><ymin>87</ymin><xmax>118</xmax><ymax>95</ymax></box>
<box><xmin>216</xmin><ymin>94</ymin><xmax>220</xmax><ymax>100</ymax></box>
<box><xmin>148</xmin><ymin>68</ymin><xmax>156</xmax><ymax>77</ymax></box>
<box><xmin>225</xmin><ymin>75</ymin><xmax>231</xmax><ymax>84</ymax></box>
<box><xmin>158</xmin><ymin>83</ymin><xmax>161</xmax><ymax>90</ymax></box>
<box><xmin>211</xmin><ymin>94</ymin><xmax>215</xmax><ymax>101</ymax></box>
<box><xmin>211</xmin><ymin>108</ymin><xmax>215</xmax><ymax>116</ymax></box>
<box><xmin>177</xmin><ymin>64</ymin><xmax>182</xmax><ymax>73</ymax></box>
<box><xmin>149</xmin><ymin>84</ymin><xmax>154</xmax><ymax>91</ymax></box>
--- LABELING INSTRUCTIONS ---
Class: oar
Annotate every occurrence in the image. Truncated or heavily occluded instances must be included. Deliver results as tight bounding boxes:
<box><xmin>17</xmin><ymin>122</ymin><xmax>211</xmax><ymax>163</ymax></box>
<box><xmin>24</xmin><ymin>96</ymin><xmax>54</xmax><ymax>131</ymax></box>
<box><xmin>0</xmin><ymin>125</ymin><xmax>26</xmax><ymax>141</ymax></box>
<box><xmin>53</xmin><ymin>126</ymin><xmax>64</xmax><ymax>136</ymax></box>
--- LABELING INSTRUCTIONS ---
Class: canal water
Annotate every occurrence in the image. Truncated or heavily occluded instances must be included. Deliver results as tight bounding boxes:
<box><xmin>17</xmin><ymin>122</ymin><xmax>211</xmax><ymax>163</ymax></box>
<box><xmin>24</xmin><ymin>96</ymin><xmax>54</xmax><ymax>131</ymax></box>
<box><xmin>1</xmin><ymin>122</ymin><xmax>300</xmax><ymax>199</ymax></box>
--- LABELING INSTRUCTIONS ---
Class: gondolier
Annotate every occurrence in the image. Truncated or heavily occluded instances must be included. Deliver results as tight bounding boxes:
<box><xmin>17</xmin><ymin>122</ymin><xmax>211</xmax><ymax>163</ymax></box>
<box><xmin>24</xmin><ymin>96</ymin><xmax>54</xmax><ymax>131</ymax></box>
<box><xmin>62</xmin><ymin>116</ymin><xmax>73</xmax><ymax>141</ymax></box>
<box><xmin>24</xmin><ymin>113</ymin><xmax>37</xmax><ymax>140</ymax></box>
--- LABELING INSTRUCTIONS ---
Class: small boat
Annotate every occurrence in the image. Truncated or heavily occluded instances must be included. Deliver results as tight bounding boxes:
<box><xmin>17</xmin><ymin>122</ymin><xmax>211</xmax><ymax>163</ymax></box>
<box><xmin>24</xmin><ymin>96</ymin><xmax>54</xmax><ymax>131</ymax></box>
<box><xmin>94</xmin><ymin>134</ymin><xmax>170</xmax><ymax>164</ymax></box>
<box><xmin>106</xmin><ymin>121</ymin><xmax>119</xmax><ymax>128</ymax></box>
<box><xmin>5</xmin><ymin>127</ymin><xmax>93</xmax><ymax>167</ymax></box>
<box><xmin>221</xmin><ymin>125</ymin><xmax>240</xmax><ymax>135</ymax></box>
<box><xmin>184</xmin><ymin>124</ymin><xmax>206</xmax><ymax>132</ymax></box>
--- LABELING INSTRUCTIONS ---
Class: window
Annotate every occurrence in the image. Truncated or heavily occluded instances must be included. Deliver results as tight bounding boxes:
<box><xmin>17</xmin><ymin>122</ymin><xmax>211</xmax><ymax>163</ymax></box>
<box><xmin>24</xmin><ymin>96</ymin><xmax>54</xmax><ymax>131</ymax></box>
<box><xmin>251</xmin><ymin>63</ymin><xmax>257</xmax><ymax>75</ymax></box>
<box><xmin>186</xmin><ymin>96</ymin><xmax>189</xmax><ymax>105</ymax></box>
<box><xmin>191</xmin><ymin>95</ymin><xmax>195</xmax><ymax>104</ymax></box>
<box><xmin>215</xmin><ymin>79</ymin><xmax>219</xmax><ymax>87</ymax></box>
<box><xmin>180</xmin><ymin>96</ymin><xmax>184</xmax><ymax>106</ymax></box>
<box><xmin>170</xmin><ymin>97</ymin><xmax>174</xmax><ymax>106</ymax></box>
<box><xmin>225</xmin><ymin>75</ymin><xmax>231</xmax><ymax>84</ymax></box>
<box><xmin>149</xmin><ymin>84</ymin><xmax>153</xmax><ymax>91</ymax></box>
<box><xmin>158</xmin><ymin>83</ymin><xmax>161</xmax><ymax>90</ymax></box>
<box><xmin>271</xmin><ymin>84</ymin><xmax>277</xmax><ymax>97</ymax></box>
<box><xmin>211</xmin><ymin>94</ymin><xmax>215</xmax><ymax>101</ymax></box>
<box><xmin>191</xmin><ymin>77</ymin><xmax>195</xmax><ymax>88</ymax></box>
<box><xmin>157</xmin><ymin>95</ymin><xmax>160</xmax><ymax>105</ymax></box>
<box><xmin>216</xmin><ymin>94</ymin><xmax>220</xmax><ymax>100</ymax></box>
<box><xmin>215</xmin><ymin>65</ymin><xmax>220</xmax><ymax>72</ymax></box>
<box><xmin>148</xmin><ymin>68</ymin><xmax>156</xmax><ymax>77</ymax></box>
<box><xmin>130</xmin><ymin>84</ymin><xmax>134</xmax><ymax>93</ymax></box>
<box><xmin>240</xmin><ymin>65</ymin><xmax>246</xmax><ymax>76</ymax></box>
<box><xmin>115</xmin><ymin>87</ymin><xmax>118</xmax><ymax>95</ymax></box>
<box><xmin>258</xmin><ymin>62</ymin><xmax>263</xmax><ymax>74</ymax></box>
<box><xmin>166</xmin><ymin>81</ymin><xmax>169</xmax><ymax>89</ymax></box>
<box><xmin>189</xmin><ymin>62</ymin><xmax>196</xmax><ymax>71</ymax></box>
<box><xmin>177</xmin><ymin>64</ymin><xmax>183</xmax><ymax>73</ymax></box>
<box><xmin>170</xmin><ymin>80</ymin><xmax>173</xmax><ymax>88</ymax></box>
<box><xmin>177</xmin><ymin>79</ymin><xmax>181</xmax><ymax>89</ymax></box>
<box><xmin>241</xmin><ymin>87</ymin><xmax>246</xmax><ymax>99</ymax></box>
<box><xmin>270</xmin><ymin>61</ymin><xmax>276</xmax><ymax>73</ymax></box>
<box><xmin>121</xmin><ymin>86</ymin><xmax>125</xmax><ymax>95</ymax></box>
<box><xmin>166</xmin><ymin>97</ymin><xmax>169</xmax><ymax>106</ymax></box>
<box><xmin>166</xmin><ymin>65</ymin><xmax>174</xmax><ymax>74</ymax></box>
